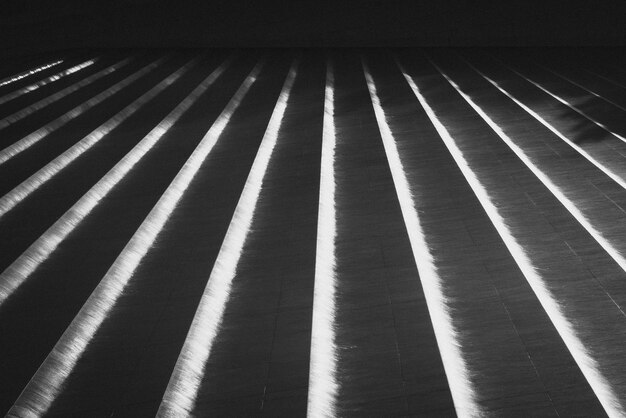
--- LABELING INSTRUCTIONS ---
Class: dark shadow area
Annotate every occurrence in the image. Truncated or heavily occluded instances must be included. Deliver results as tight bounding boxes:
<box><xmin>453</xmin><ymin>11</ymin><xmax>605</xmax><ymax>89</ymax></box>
<box><xmin>2</xmin><ymin>1</ymin><xmax>626</xmax><ymax>58</ymax></box>
<box><xmin>548</xmin><ymin>107</ymin><xmax>614</xmax><ymax>145</ymax></box>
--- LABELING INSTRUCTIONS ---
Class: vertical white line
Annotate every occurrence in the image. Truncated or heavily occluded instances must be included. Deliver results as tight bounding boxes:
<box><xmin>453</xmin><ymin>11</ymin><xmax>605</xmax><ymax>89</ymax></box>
<box><xmin>459</xmin><ymin>56</ymin><xmax>626</xmax><ymax>192</ymax></box>
<box><xmin>7</xmin><ymin>59</ymin><xmax>266</xmax><ymax>418</ymax></box>
<box><xmin>0</xmin><ymin>55</ymin><xmax>226</xmax><ymax>308</ymax></box>
<box><xmin>429</xmin><ymin>58</ymin><xmax>626</xmax><ymax>284</ymax></box>
<box><xmin>307</xmin><ymin>60</ymin><xmax>339</xmax><ymax>418</ymax></box>
<box><xmin>0</xmin><ymin>60</ymin><xmax>63</xmax><ymax>88</ymax></box>
<box><xmin>362</xmin><ymin>58</ymin><xmax>480</xmax><ymax>417</ymax></box>
<box><xmin>487</xmin><ymin>53</ymin><xmax>626</xmax><ymax>143</ymax></box>
<box><xmin>0</xmin><ymin>57</ymin><xmax>132</xmax><ymax>131</ymax></box>
<box><xmin>0</xmin><ymin>56</ymin><xmax>234</xmax><ymax>218</ymax></box>
<box><xmin>0</xmin><ymin>59</ymin><xmax>97</xmax><ymax>106</ymax></box>
<box><xmin>157</xmin><ymin>58</ymin><xmax>298</xmax><ymax>417</ymax></box>
<box><xmin>0</xmin><ymin>57</ymin><xmax>169</xmax><ymax>165</ymax></box>
<box><xmin>397</xmin><ymin>57</ymin><xmax>625</xmax><ymax>418</ymax></box>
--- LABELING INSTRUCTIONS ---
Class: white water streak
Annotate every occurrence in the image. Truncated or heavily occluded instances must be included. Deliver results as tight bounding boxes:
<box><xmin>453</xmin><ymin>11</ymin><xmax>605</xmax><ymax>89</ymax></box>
<box><xmin>0</xmin><ymin>55</ymin><xmax>223</xmax><ymax>308</ymax></box>
<box><xmin>0</xmin><ymin>55</ymin><xmax>222</xmax><ymax>218</ymax></box>
<box><xmin>157</xmin><ymin>59</ymin><xmax>297</xmax><ymax>417</ymax></box>
<box><xmin>306</xmin><ymin>60</ymin><xmax>339</xmax><ymax>418</ymax></box>
<box><xmin>0</xmin><ymin>60</ymin><xmax>63</xmax><ymax>88</ymax></box>
<box><xmin>0</xmin><ymin>57</ymin><xmax>132</xmax><ymax>131</ymax></box>
<box><xmin>399</xmin><ymin>58</ymin><xmax>625</xmax><ymax>418</ymax></box>
<box><xmin>6</xmin><ymin>59</ymin><xmax>263</xmax><ymax>418</ymax></box>
<box><xmin>0</xmin><ymin>57</ymin><xmax>165</xmax><ymax>165</ymax></box>
<box><xmin>363</xmin><ymin>58</ymin><xmax>482</xmax><ymax>417</ymax></box>
<box><xmin>0</xmin><ymin>59</ymin><xmax>96</xmax><ymax>106</ymax></box>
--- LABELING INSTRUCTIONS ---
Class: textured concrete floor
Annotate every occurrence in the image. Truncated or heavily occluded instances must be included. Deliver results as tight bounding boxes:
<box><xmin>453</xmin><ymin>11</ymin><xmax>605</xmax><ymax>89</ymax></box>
<box><xmin>2</xmin><ymin>48</ymin><xmax>626</xmax><ymax>416</ymax></box>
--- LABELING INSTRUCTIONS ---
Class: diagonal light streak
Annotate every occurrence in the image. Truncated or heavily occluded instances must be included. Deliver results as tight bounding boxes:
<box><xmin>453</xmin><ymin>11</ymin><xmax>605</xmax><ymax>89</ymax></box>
<box><xmin>0</xmin><ymin>60</ymin><xmax>63</xmax><ymax>88</ymax></box>
<box><xmin>430</xmin><ymin>57</ymin><xmax>626</xmax><ymax>283</ymax></box>
<box><xmin>398</xmin><ymin>56</ymin><xmax>625</xmax><ymax>418</ymax></box>
<box><xmin>7</xmin><ymin>57</ymin><xmax>263</xmax><ymax>418</ymax></box>
<box><xmin>363</xmin><ymin>57</ymin><xmax>481</xmax><ymax>417</ymax></box>
<box><xmin>0</xmin><ymin>59</ymin><xmax>97</xmax><ymax>106</ymax></box>
<box><xmin>0</xmin><ymin>55</ymin><xmax>227</xmax><ymax>308</ymax></box>
<box><xmin>0</xmin><ymin>57</ymin><xmax>133</xmax><ymax>131</ymax></box>
<box><xmin>487</xmin><ymin>53</ymin><xmax>626</xmax><ymax>143</ymax></box>
<box><xmin>0</xmin><ymin>55</ymin><xmax>228</xmax><ymax>218</ymax></box>
<box><xmin>0</xmin><ymin>57</ymin><xmax>167</xmax><ymax>164</ymax></box>
<box><xmin>158</xmin><ymin>58</ymin><xmax>297</xmax><ymax>417</ymax></box>
<box><xmin>459</xmin><ymin>54</ymin><xmax>626</xmax><ymax>192</ymax></box>
<box><xmin>530</xmin><ymin>60</ymin><xmax>626</xmax><ymax>113</ymax></box>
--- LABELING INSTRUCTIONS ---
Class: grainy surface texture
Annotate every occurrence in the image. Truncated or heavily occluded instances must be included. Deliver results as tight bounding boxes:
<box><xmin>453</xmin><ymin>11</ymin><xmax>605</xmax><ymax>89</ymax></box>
<box><xmin>2</xmin><ymin>48</ymin><xmax>626</xmax><ymax>417</ymax></box>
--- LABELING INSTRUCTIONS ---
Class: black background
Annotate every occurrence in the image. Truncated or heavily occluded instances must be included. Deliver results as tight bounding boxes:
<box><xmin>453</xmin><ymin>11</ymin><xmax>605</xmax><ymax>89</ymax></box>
<box><xmin>1</xmin><ymin>1</ymin><xmax>625</xmax><ymax>57</ymax></box>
